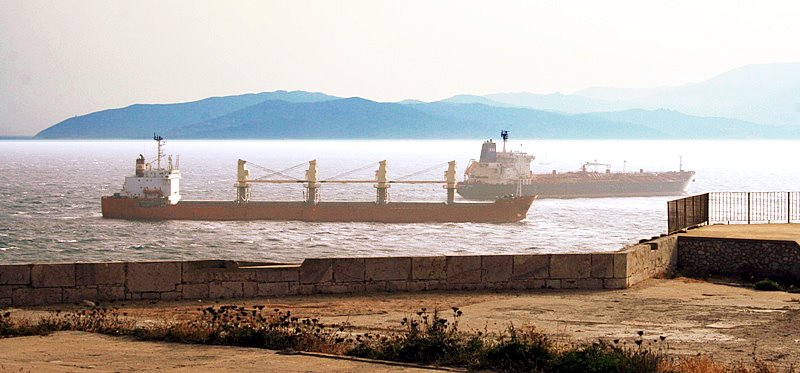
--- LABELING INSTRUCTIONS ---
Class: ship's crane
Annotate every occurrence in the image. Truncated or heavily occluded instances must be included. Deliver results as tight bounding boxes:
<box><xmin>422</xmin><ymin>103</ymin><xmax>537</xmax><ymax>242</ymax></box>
<box><xmin>235</xmin><ymin>160</ymin><xmax>459</xmax><ymax>205</ymax></box>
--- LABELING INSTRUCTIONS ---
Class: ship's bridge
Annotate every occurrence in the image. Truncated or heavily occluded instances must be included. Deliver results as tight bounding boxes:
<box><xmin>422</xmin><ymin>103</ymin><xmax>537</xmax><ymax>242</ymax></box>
<box><xmin>120</xmin><ymin>136</ymin><xmax>182</xmax><ymax>205</ymax></box>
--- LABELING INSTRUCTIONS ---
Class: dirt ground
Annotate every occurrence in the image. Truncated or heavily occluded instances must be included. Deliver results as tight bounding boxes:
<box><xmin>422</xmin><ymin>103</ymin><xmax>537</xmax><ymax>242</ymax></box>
<box><xmin>2</xmin><ymin>278</ymin><xmax>799</xmax><ymax>371</ymax></box>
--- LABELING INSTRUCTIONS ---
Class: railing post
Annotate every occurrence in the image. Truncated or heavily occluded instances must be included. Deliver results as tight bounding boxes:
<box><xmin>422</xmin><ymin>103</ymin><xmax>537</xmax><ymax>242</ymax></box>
<box><xmin>789</xmin><ymin>192</ymin><xmax>792</xmax><ymax>224</ymax></box>
<box><xmin>747</xmin><ymin>192</ymin><xmax>751</xmax><ymax>224</ymax></box>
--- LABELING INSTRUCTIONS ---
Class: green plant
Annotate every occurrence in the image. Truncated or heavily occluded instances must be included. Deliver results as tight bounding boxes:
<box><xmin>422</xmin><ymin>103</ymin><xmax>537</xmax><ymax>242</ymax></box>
<box><xmin>753</xmin><ymin>279</ymin><xmax>783</xmax><ymax>291</ymax></box>
<box><xmin>347</xmin><ymin>307</ymin><xmax>485</xmax><ymax>366</ymax></box>
<box><xmin>481</xmin><ymin>325</ymin><xmax>553</xmax><ymax>372</ymax></box>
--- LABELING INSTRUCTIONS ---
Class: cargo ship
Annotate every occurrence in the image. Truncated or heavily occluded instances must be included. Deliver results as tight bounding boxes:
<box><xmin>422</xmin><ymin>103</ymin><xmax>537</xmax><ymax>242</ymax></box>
<box><xmin>457</xmin><ymin>131</ymin><xmax>695</xmax><ymax>200</ymax></box>
<box><xmin>101</xmin><ymin>136</ymin><xmax>534</xmax><ymax>223</ymax></box>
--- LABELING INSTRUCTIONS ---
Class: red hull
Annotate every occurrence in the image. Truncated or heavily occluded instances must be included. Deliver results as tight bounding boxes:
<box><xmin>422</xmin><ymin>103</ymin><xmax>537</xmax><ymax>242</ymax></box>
<box><xmin>101</xmin><ymin>196</ymin><xmax>534</xmax><ymax>223</ymax></box>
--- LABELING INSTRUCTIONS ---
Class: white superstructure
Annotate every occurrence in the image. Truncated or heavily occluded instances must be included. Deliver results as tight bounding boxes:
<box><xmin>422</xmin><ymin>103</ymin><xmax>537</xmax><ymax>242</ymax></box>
<box><xmin>120</xmin><ymin>135</ymin><xmax>182</xmax><ymax>205</ymax></box>
<box><xmin>463</xmin><ymin>135</ymin><xmax>534</xmax><ymax>185</ymax></box>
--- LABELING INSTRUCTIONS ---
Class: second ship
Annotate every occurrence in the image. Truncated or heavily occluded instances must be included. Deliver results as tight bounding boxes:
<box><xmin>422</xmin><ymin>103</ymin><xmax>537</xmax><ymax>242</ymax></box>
<box><xmin>457</xmin><ymin>131</ymin><xmax>695</xmax><ymax>200</ymax></box>
<box><xmin>101</xmin><ymin>136</ymin><xmax>534</xmax><ymax>223</ymax></box>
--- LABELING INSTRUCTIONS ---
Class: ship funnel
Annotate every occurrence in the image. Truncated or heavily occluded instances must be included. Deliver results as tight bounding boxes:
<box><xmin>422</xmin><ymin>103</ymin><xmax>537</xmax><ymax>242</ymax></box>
<box><xmin>480</xmin><ymin>141</ymin><xmax>497</xmax><ymax>162</ymax></box>
<box><xmin>135</xmin><ymin>154</ymin><xmax>146</xmax><ymax>177</ymax></box>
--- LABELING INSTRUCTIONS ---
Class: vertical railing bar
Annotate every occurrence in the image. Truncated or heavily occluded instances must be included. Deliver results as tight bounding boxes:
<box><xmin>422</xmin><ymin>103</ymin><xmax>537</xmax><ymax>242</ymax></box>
<box><xmin>747</xmin><ymin>192</ymin><xmax>751</xmax><ymax>224</ymax></box>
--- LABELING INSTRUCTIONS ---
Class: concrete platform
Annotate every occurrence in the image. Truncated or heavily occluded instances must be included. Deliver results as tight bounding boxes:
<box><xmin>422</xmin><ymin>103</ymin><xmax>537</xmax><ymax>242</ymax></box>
<box><xmin>681</xmin><ymin>223</ymin><xmax>800</xmax><ymax>242</ymax></box>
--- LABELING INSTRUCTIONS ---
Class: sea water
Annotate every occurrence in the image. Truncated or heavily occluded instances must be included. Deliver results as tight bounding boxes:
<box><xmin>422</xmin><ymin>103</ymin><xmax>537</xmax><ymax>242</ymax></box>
<box><xmin>1</xmin><ymin>139</ymin><xmax>798</xmax><ymax>264</ymax></box>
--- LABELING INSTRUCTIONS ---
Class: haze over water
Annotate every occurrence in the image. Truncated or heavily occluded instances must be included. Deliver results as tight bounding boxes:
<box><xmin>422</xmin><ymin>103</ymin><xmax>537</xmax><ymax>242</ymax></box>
<box><xmin>1</xmin><ymin>139</ymin><xmax>798</xmax><ymax>265</ymax></box>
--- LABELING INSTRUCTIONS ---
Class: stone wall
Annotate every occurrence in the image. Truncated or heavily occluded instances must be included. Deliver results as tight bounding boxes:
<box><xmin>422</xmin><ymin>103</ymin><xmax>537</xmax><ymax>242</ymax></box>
<box><xmin>1</xmin><ymin>247</ymin><xmax>673</xmax><ymax>307</ymax></box>
<box><xmin>677</xmin><ymin>236</ymin><xmax>800</xmax><ymax>279</ymax></box>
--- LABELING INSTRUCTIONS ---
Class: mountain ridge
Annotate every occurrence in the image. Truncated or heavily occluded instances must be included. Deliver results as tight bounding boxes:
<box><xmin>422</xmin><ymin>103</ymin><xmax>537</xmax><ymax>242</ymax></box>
<box><xmin>33</xmin><ymin>63</ymin><xmax>800</xmax><ymax>139</ymax></box>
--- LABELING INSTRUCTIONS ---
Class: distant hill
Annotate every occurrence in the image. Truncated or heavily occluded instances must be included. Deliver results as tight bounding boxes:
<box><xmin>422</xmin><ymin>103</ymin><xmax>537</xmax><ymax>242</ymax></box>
<box><xmin>172</xmin><ymin>98</ymin><xmax>664</xmax><ymax>139</ymax></box>
<box><xmin>483</xmin><ymin>92</ymin><xmax>629</xmax><ymax>113</ymax></box>
<box><xmin>481</xmin><ymin>63</ymin><xmax>800</xmax><ymax>126</ymax></box>
<box><xmin>33</xmin><ymin>91</ymin><xmax>796</xmax><ymax>139</ymax></box>
<box><xmin>174</xmin><ymin>98</ymin><xmax>444</xmax><ymax>138</ymax></box>
<box><xmin>628</xmin><ymin>63</ymin><xmax>800</xmax><ymax>126</ymax></box>
<box><xmin>35</xmin><ymin>90</ymin><xmax>337</xmax><ymax>139</ymax></box>
<box><xmin>583</xmin><ymin>109</ymin><xmax>792</xmax><ymax>139</ymax></box>
<box><xmin>440</xmin><ymin>95</ymin><xmax>516</xmax><ymax>108</ymax></box>
<box><xmin>33</xmin><ymin>62</ymin><xmax>800</xmax><ymax>140</ymax></box>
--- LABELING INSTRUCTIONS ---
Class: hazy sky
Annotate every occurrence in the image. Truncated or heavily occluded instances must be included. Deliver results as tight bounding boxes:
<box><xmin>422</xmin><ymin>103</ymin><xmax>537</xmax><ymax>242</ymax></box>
<box><xmin>2</xmin><ymin>0</ymin><xmax>800</xmax><ymax>136</ymax></box>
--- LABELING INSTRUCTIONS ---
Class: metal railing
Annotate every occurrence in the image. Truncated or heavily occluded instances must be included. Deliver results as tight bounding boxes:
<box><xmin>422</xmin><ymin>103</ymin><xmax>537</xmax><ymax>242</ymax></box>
<box><xmin>710</xmin><ymin>192</ymin><xmax>800</xmax><ymax>224</ymax></box>
<box><xmin>668</xmin><ymin>193</ymin><xmax>709</xmax><ymax>233</ymax></box>
<box><xmin>668</xmin><ymin>192</ymin><xmax>800</xmax><ymax>233</ymax></box>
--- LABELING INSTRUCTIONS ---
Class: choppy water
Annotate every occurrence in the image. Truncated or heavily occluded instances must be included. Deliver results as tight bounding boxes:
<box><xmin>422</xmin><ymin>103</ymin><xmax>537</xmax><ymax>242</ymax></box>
<box><xmin>1</xmin><ymin>139</ymin><xmax>798</xmax><ymax>264</ymax></box>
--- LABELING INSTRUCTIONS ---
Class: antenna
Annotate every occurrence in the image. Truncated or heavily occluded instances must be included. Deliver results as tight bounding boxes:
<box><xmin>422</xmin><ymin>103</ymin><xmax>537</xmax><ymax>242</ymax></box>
<box><xmin>500</xmin><ymin>130</ymin><xmax>509</xmax><ymax>152</ymax></box>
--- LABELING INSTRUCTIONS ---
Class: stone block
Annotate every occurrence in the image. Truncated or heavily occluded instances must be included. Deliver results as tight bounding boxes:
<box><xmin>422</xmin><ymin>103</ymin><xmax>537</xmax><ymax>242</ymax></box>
<box><xmin>446</xmin><ymin>256</ymin><xmax>482</xmax><ymax>283</ymax></box>
<box><xmin>210</xmin><ymin>282</ymin><xmax>243</xmax><ymax>299</ymax></box>
<box><xmin>513</xmin><ymin>255</ymin><xmax>550</xmax><ymax>279</ymax></box>
<box><xmin>424</xmin><ymin>280</ymin><xmax>445</xmax><ymax>291</ymax></box>
<box><xmin>183</xmin><ymin>267</ymin><xmax>257</xmax><ymax>283</ymax></box>
<box><xmin>316</xmin><ymin>284</ymin><xmax>353</xmax><ymax>294</ymax></box>
<box><xmin>365</xmin><ymin>281</ymin><xmax>387</xmax><ymax>293</ymax></box>
<box><xmin>545</xmin><ymin>279</ymin><xmax>561</xmax><ymax>289</ymax></box>
<box><xmin>299</xmin><ymin>259</ymin><xmax>334</xmax><ymax>284</ymax></box>
<box><xmin>181</xmin><ymin>269</ymin><xmax>211</xmax><ymax>284</ymax></box>
<box><xmin>561</xmin><ymin>279</ymin><xmax>579</xmax><ymax>289</ymax></box>
<box><xmin>412</xmin><ymin>256</ymin><xmax>446</xmax><ymax>280</ymax></box>
<box><xmin>76</xmin><ymin>263</ymin><xmax>125</xmax><ymax>286</ymax></box>
<box><xmin>365</xmin><ymin>257</ymin><xmax>411</xmax><ymax>281</ymax></box>
<box><xmin>296</xmin><ymin>284</ymin><xmax>315</xmax><ymax>295</ymax></box>
<box><xmin>97</xmin><ymin>286</ymin><xmax>125</xmax><ymax>301</ymax></box>
<box><xmin>182</xmin><ymin>283</ymin><xmax>209</xmax><ymax>299</ymax></box>
<box><xmin>591</xmin><ymin>254</ymin><xmax>614</xmax><ymax>279</ymax></box>
<box><xmin>482</xmin><ymin>255</ymin><xmax>513</xmax><ymax>283</ymax></box>
<box><xmin>386</xmin><ymin>280</ymin><xmax>408</xmax><ymax>292</ymax></box>
<box><xmin>160</xmin><ymin>292</ymin><xmax>182</xmax><ymax>301</ymax></box>
<box><xmin>64</xmin><ymin>287</ymin><xmax>98</xmax><ymax>304</ymax></box>
<box><xmin>212</xmin><ymin>269</ymin><xmax>257</xmax><ymax>282</ymax></box>
<box><xmin>626</xmin><ymin>245</ymin><xmax>650</xmax><ymax>277</ymax></box>
<box><xmin>243</xmin><ymin>282</ymin><xmax>258</xmax><ymax>298</ymax></box>
<box><xmin>333</xmin><ymin>258</ymin><xmax>365</xmax><ymax>283</ymax></box>
<box><xmin>441</xmin><ymin>282</ymin><xmax>463</xmax><ymax>290</ymax></box>
<box><xmin>141</xmin><ymin>292</ymin><xmax>160</xmax><ymax>300</ymax></box>
<box><xmin>256</xmin><ymin>266</ymin><xmax>300</xmax><ymax>282</ymax></box>
<box><xmin>612</xmin><ymin>253</ymin><xmax>629</xmax><ymax>278</ymax></box>
<box><xmin>406</xmin><ymin>281</ymin><xmax>427</xmax><ymax>292</ymax></box>
<box><xmin>127</xmin><ymin>262</ymin><xmax>181</xmax><ymax>292</ymax></box>
<box><xmin>578</xmin><ymin>278</ymin><xmax>605</xmax><ymax>289</ymax></box>
<box><xmin>461</xmin><ymin>283</ymin><xmax>483</xmax><ymax>291</ymax></box>
<box><xmin>550</xmin><ymin>254</ymin><xmax>590</xmax><ymax>279</ymax></box>
<box><xmin>13</xmin><ymin>287</ymin><xmax>62</xmax><ymax>306</ymax></box>
<box><xmin>0</xmin><ymin>285</ymin><xmax>12</xmax><ymax>298</ymax></box>
<box><xmin>0</xmin><ymin>265</ymin><xmax>31</xmax><ymax>285</ymax></box>
<box><xmin>258</xmin><ymin>282</ymin><xmax>291</xmax><ymax>296</ymax></box>
<box><xmin>509</xmin><ymin>279</ymin><xmax>546</xmax><ymax>290</ymax></box>
<box><xmin>126</xmin><ymin>293</ymin><xmax>142</xmax><ymax>300</ymax></box>
<box><xmin>604</xmin><ymin>278</ymin><xmax>630</xmax><ymax>289</ymax></box>
<box><xmin>484</xmin><ymin>281</ymin><xmax>510</xmax><ymax>291</ymax></box>
<box><xmin>31</xmin><ymin>264</ymin><xmax>75</xmax><ymax>288</ymax></box>
<box><xmin>0</xmin><ymin>298</ymin><xmax>10</xmax><ymax>307</ymax></box>
<box><xmin>182</xmin><ymin>260</ymin><xmax>227</xmax><ymax>271</ymax></box>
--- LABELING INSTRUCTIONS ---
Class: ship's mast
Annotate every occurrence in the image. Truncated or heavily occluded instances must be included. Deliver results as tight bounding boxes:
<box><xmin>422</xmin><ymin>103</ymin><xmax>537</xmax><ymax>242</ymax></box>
<box><xmin>154</xmin><ymin>133</ymin><xmax>164</xmax><ymax>170</ymax></box>
<box><xmin>500</xmin><ymin>130</ymin><xmax>509</xmax><ymax>153</ymax></box>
